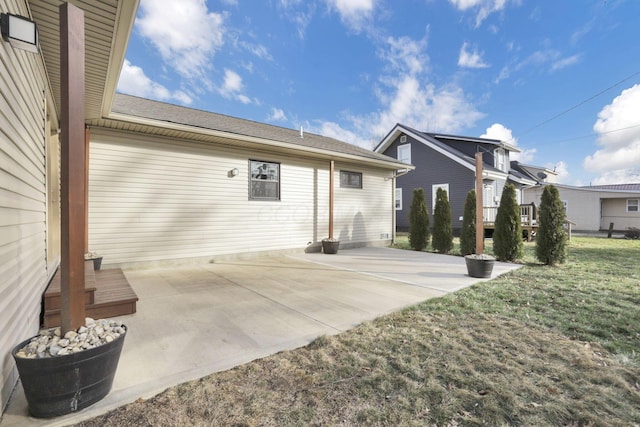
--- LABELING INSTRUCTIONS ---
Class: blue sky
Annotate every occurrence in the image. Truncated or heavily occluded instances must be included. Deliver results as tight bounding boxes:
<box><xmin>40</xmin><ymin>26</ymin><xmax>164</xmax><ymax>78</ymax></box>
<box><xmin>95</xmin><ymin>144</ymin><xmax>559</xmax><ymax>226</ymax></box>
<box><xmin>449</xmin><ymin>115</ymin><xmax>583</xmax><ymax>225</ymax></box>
<box><xmin>117</xmin><ymin>0</ymin><xmax>640</xmax><ymax>186</ymax></box>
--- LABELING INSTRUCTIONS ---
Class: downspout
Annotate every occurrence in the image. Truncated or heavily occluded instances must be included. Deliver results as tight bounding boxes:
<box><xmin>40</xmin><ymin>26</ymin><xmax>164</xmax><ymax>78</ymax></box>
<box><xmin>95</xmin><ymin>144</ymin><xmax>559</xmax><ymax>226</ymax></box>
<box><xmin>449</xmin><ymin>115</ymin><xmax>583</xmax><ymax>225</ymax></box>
<box><xmin>329</xmin><ymin>160</ymin><xmax>334</xmax><ymax>240</ymax></box>
<box><xmin>390</xmin><ymin>168</ymin><xmax>410</xmax><ymax>244</ymax></box>
<box><xmin>84</xmin><ymin>125</ymin><xmax>90</xmax><ymax>253</ymax></box>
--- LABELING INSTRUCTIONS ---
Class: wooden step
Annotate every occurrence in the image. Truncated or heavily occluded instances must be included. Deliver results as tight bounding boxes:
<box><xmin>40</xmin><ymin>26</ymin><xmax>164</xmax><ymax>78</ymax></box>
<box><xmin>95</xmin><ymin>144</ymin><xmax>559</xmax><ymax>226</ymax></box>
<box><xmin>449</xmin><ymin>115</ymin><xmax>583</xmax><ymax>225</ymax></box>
<box><xmin>43</xmin><ymin>266</ymin><xmax>138</xmax><ymax>328</ymax></box>
<box><xmin>44</xmin><ymin>261</ymin><xmax>97</xmax><ymax>310</ymax></box>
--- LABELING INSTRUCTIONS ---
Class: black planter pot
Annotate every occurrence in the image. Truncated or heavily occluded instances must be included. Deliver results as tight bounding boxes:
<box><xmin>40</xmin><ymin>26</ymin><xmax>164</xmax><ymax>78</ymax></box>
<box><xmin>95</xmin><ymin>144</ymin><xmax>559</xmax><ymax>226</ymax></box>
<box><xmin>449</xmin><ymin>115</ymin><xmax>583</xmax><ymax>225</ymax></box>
<box><xmin>92</xmin><ymin>257</ymin><xmax>103</xmax><ymax>271</ymax></box>
<box><xmin>322</xmin><ymin>239</ymin><xmax>340</xmax><ymax>254</ymax></box>
<box><xmin>12</xmin><ymin>326</ymin><xmax>126</xmax><ymax>418</ymax></box>
<box><xmin>465</xmin><ymin>255</ymin><xmax>495</xmax><ymax>278</ymax></box>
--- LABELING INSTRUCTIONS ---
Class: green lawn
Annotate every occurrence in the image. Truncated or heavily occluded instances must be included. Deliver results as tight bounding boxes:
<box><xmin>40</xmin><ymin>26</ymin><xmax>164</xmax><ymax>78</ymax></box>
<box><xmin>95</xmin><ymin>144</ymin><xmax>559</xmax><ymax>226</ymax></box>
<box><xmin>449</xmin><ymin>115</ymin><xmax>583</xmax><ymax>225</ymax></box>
<box><xmin>79</xmin><ymin>237</ymin><xmax>640</xmax><ymax>427</ymax></box>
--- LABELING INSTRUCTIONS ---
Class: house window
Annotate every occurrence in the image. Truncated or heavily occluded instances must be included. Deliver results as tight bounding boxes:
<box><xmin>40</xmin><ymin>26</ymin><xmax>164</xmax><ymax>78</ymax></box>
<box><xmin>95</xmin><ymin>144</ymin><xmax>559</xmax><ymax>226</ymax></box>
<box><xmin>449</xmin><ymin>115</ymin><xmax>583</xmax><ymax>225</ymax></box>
<box><xmin>432</xmin><ymin>183</ymin><xmax>449</xmax><ymax>214</ymax></box>
<box><xmin>627</xmin><ymin>199</ymin><xmax>639</xmax><ymax>212</ymax></box>
<box><xmin>562</xmin><ymin>200</ymin><xmax>568</xmax><ymax>213</ymax></box>
<box><xmin>494</xmin><ymin>149</ymin><xmax>506</xmax><ymax>172</ymax></box>
<box><xmin>395</xmin><ymin>188</ymin><xmax>402</xmax><ymax>210</ymax></box>
<box><xmin>340</xmin><ymin>170</ymin><xmax>362</xmax><ymax>189</ymax></box>
<box><xmin>397</xmin><ymin>144</ymin><xmax>411</xmax><ymax>164</ymax></box>
<box><xmin>250</xmin><ymin>160</ymin><xmax>280</xmax><ymax>200</ymax></box>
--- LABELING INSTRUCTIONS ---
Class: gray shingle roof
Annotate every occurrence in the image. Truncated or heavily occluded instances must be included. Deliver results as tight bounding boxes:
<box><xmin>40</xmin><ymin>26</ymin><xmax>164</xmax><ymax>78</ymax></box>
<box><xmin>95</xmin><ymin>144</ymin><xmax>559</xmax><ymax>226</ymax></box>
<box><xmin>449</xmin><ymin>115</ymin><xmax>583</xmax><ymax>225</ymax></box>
<box><xmin>110</xmin><ymin>94</ymin><xmax>406</xmax><ymax>167</ymax></box>
<box><xmin>583</xmin><ymin>183</ymin><xmax>640</xmax><ymax>191</ymax></box>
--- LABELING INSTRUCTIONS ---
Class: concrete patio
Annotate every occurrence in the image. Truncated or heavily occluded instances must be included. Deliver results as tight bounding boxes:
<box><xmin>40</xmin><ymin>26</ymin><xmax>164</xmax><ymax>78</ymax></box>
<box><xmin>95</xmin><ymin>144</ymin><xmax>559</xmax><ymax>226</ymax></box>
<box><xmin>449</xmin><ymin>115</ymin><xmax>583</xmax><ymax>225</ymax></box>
<box><xmin>0</xmin><ymin>247</ymin><xmax>520</xmax><ymax>427</ymax></box>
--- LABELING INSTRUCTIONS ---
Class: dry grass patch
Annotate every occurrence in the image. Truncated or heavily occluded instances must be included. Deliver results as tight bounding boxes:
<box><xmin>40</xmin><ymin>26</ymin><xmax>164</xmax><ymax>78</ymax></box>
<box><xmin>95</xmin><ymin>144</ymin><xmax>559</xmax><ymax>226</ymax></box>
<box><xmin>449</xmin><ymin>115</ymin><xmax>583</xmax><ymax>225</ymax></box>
<box><xmin>77</xmin><ymin>237</ymin><xmax>640</xmax><ymax>426</ymax></box>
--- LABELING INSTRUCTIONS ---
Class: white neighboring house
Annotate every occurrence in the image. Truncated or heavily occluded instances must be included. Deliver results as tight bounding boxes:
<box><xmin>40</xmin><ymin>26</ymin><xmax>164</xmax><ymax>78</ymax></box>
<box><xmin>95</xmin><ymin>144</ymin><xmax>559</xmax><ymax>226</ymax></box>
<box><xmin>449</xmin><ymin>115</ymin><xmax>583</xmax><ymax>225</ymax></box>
<box><xmin>0</xmin><ymin>0</ymin><xmax>411</xmax><ymax>413</ymax></box>
<box><xmin>88</xmin><ymin>94</ymin><xmax>412</xmax><ymax>268</ymax></box>
<box><xmin>523</xmin><ymin>183</ymin><xmax>640</xmax><ymax>232</ymax></box>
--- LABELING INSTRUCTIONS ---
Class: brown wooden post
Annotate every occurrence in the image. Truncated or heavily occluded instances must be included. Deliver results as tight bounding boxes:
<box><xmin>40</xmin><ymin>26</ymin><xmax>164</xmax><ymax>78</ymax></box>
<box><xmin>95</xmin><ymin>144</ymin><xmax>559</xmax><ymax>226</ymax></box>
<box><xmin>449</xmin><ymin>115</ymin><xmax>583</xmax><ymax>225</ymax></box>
<box><xmin>60</xmin><ymin>3</ymin><xmax>86</xmax><ymax>333</ymax></box>
<box><xmin>475</xmin><ymin>152</ymin><xmax>484</xmax><ymax>255</ymax></box>
<box><xmin>329</xmin><ymin>160</ymin><xmax>334</xmax><ymax>239</ymax></box>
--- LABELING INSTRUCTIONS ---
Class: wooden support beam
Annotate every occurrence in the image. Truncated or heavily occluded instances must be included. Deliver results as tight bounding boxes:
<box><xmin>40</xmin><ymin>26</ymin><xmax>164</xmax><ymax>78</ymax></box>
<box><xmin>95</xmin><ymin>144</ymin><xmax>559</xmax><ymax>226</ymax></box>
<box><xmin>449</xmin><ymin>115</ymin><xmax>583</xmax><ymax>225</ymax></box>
<box><xmin>60</xmin><ymin>2</ymin><xmax>86</xmax><ymax>333</ymax></box>
<box><xmin>475</xmin><ymin>152</ymin><xmax>484</xmax><ymax>255</ymax></box>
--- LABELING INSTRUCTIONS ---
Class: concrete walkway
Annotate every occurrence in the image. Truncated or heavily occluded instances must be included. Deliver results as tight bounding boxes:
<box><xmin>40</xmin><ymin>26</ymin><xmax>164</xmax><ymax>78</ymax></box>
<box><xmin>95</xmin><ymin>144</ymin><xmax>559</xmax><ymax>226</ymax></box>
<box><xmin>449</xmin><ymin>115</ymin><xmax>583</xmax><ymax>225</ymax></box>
<box><xmin>0</xmin><ymin>247</ymin><xmax>520</xmax><ymax>427</ymax></box>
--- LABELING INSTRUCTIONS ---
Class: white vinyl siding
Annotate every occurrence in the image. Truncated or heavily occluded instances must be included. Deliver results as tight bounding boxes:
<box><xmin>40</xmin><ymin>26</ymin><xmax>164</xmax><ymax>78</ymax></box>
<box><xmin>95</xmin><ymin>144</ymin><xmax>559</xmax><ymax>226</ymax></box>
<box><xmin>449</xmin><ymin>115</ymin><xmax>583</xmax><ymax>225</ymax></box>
<box><xmin>0</xmin><ymin>9</ymin><xmax>51</xmax><ymax>410</ymax></box>
<box><xmin>88</xmin><ymin>129</ymin><xmax>394</xmax><ymax>266</ymax></box>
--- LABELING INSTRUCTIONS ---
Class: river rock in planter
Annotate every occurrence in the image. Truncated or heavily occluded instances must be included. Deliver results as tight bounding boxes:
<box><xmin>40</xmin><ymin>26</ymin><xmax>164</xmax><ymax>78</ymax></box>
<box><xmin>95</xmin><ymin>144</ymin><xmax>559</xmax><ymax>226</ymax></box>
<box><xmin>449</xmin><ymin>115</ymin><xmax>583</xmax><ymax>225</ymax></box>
<box><xmin>12</xmin><ymin>318</ymin><xmax>127</xmax><ymax>418</ymax></box>
<box><xmin>14</xmin><ymin>318</ymin><xmax>125</xmax><ymax>358</ymax></box>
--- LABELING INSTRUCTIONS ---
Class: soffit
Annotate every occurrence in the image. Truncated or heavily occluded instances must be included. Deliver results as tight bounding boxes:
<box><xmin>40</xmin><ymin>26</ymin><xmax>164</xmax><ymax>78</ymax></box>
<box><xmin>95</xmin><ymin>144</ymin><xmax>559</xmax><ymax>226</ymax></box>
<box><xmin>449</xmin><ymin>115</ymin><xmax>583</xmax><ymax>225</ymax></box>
<box><xmin>29</xmin><ymin>0</ymin><xmax>137</xmax><ymax>120</ymax></box>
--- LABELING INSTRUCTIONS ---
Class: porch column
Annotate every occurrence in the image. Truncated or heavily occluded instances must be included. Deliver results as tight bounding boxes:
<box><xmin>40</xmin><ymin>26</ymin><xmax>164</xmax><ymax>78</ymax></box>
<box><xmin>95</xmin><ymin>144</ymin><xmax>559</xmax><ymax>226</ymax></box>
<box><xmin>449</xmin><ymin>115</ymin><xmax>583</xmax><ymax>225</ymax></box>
<box><xmin>60</xmin><ymin>2</ymin><xmax>86</xmax><ymax>333</ymax></box>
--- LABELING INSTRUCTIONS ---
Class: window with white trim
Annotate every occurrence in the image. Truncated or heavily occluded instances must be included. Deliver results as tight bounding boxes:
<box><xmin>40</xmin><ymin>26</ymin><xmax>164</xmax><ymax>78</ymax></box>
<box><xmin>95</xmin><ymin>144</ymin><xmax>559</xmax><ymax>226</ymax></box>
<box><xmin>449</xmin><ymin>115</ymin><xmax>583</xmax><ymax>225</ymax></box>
<box><xmin>627</xmin><ymin>199</ymin><xmax>639</xmax><ymax>212</ymax></box>
<box><xmin>397</xmin><ymin>144</ymin><xmax>411</xmax><ymax>164</ymax></box>
<box><xmin>250</xmin><ymin>160</ymin><xmax>280</xmax><ymax>200</ymax></box>
<box><xmin>340</xmin><ymin>170</ymin><xmax>362</xmax><ymax>189</ymax></box>
<box><xmin>494</xmin><ymin>148</ymin><xmax>506</xmax><ymax>172</ymax></box>
<box><xmin>395</xmin><ymin>188</ymin><xmax>402</xmax><ymax>210</ymax></box>
<box><xmin>432</xmin><ymin>183</ymin><xmax>449</xmax><ymax>214</ymax></box>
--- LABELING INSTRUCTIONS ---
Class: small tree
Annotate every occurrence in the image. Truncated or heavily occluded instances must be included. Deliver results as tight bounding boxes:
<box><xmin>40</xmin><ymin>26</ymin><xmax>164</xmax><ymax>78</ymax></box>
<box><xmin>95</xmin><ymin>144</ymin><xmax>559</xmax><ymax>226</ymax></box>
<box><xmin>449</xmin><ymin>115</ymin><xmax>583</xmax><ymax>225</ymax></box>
<box><xmin>536</xmin><ymin>185</ymin><xmax>568</xmax><ymax>265</ymax></box>
<box><xmin>493</xmin><ymin>183</ymin><xmax>522</xmax><ymax>261</ymax></box>
<box><xmin>460</xmin><ymin>189</ymin><xmax>476</xmax><ymax>255</ymax></box>
<box><xmin>432</xmin><ymin>187</ymin><xmax>453</xmax><ymax>253</ymax></box>
<box><xmin>408</xmin><ymin>188</ymin><xmax>430</xmax><ymax>251</ymax></box>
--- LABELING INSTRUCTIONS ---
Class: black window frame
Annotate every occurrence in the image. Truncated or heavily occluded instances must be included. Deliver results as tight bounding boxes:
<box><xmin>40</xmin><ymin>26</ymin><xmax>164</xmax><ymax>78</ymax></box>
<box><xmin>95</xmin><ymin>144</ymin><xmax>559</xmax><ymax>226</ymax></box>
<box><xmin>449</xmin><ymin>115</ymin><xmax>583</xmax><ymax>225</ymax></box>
<box><xmin>340</xmin><ymin>170</ymin><xmax>363</xmax><ymax>189</ymax></box>
<box><xmin>249</xmin><ymin>160</ymin><xmax>281</xmax><ymax>201</ymax></box>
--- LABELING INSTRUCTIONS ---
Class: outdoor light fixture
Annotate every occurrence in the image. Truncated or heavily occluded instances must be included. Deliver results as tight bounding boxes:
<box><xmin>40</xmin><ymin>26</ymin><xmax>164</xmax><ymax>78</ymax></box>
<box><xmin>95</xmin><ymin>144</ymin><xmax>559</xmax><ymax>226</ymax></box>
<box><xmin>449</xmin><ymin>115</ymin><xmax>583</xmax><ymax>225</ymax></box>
<box><xmin>228</xmin><ymin>168</ymin><xmax>239</xmax><ymax>177</ymax></box>
<box><xmin>1</xmin><ymin>13</ymin><xmax>39</xmax><ymax>53</ymax></box>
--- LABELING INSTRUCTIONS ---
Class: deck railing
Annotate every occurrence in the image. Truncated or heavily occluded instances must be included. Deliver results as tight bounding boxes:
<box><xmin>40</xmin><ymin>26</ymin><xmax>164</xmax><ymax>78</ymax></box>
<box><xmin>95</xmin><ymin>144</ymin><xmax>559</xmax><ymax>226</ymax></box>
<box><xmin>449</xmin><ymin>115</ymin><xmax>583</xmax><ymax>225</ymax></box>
<box><xmin>482</xmin><ymin>203</ymin><xmax>536</xmax><ymax>226</ymax></box>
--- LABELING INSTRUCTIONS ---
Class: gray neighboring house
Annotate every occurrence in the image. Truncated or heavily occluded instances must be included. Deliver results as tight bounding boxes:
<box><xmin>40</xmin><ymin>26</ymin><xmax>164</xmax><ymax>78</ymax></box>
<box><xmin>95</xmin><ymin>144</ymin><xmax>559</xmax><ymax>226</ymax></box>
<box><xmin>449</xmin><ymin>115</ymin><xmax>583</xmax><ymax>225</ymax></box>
<box><xmin>523</xmin><ymin>183</ymin><xmax>640</xmax><ymax>232</ymax></box>
<box><xmin>374</xmin><ymin>123</ymin><xmax>539</xmax><ymax>233</ymax></box>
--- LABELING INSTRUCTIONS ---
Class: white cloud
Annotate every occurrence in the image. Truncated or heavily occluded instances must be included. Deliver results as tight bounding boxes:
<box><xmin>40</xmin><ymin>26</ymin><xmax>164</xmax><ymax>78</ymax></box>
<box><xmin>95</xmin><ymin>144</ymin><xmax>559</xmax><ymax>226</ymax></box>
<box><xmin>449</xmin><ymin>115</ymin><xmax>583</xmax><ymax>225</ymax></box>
<box><xmin>496</xmin><ymin>49</ymin><xmax>581</xmax><ymax>83</ymax></box>
<box><xmin>136</xmin><ymin>0</ymin><xmax>225</xmax><ymax>82</ymax></box>
<box><xmin>308</xmin><ymin>33</ymin><xmax>484</xmax><ymax>149</ymax></box>
<box><xmin>550</xmin><ymin>54</ymin><xmax>582</xmax><ymax>72</ymax></box>
<box><xmin>591</xmin><ymin>169</ymin><xmax>640</xmax><ymax>186</ymax></box>
<box><xmin>379</xmin><ymin>34</ymin><xmax>429</xmax><ymax>75</ymax></box>
<box><xmin>584</xmin><ymin>84</ymin><xmax>640</xmax><ymax>184</ymax></box>
<box><xmin>458</xmin><ymin>42</ymin><xmax>490</xmax><ymax>69</ymax></box>
<box><xmin>481</xmin><ymin>123</ymin><xmax>536</xmax><ymax>163</ymax></box>
<box><xmin>117</xmin><ymin>60</ymin><xmax>193</xmax><ymax>104</ymax></box>
<box><xmin>449</xmin><ymin>0</ymin><xmax>510</xmax><ymax>28</ymax></box>
<box><xmin>267</xmin><ymin>108</ymin><xmax>288</xmax><ymax>122</ymax></box>
<box><xmin>219</xmin><ymin>69</ymin><xmax>252</xmax><ymax>104</ymax></box>
<box><xmin>278</xmin><ymin>1</ymin><xmax>316</xmax><ymax>39</ymax></box>
<box><xmin>326</xmin><ymin>0</ymin><xmax>374</xmax><ymax>32</ymax></box>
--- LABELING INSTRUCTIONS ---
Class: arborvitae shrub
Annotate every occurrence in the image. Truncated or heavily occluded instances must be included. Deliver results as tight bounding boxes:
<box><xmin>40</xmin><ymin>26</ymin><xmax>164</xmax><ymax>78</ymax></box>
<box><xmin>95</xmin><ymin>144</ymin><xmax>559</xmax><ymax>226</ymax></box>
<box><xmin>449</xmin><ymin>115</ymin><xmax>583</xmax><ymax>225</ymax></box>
<box><xmin>460</xmin><ymin>189</ymin><xmax>476</xmax><ymax>255</ymax></box>
<box><xmin>536</xmin><ymin>185</ymin><xmax>568</xmax><ymax>265</ymax></box>
<box><xmin>408</xmin><ymin>188</ymin><xmax>430</xmax><ymax>251</ymax></box>
<box><xmin>432</xmin><ymin>187</ymin><xmax>453</xmax><ymax>254</ymax></box>
<box><xmin>493</xmin><ymin>183</ymin><xmax>523</xmax><ymax>261</ymax></box>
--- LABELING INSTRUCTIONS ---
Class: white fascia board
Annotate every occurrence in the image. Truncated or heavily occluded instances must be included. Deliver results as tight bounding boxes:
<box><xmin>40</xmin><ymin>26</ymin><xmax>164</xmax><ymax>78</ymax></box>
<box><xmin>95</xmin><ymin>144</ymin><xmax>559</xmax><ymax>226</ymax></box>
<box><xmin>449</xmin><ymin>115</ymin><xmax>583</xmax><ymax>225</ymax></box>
<box><xmin>106</xmin><ymin>112</ymin><xmax>414</xmax><ymax>171</ymax></box>
<box><xmin>101</xmin><ymin>0</ymin><xmax>140</xmax><ymax>118</ymax></box>
<box><xmin>374</xmin><ymin>124</ymin><xmax>403</xmax><ymax>153</ymax></box>
<box><xmin>375</xmin><ymin>124</ymin><xmax>478</xmax><ymax>172</ymax></box>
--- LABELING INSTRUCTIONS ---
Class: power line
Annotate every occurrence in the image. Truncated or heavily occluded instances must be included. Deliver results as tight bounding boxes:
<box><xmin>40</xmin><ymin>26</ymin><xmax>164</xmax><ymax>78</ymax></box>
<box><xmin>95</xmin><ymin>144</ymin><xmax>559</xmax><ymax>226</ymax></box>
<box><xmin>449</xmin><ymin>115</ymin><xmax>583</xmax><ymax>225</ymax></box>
<box><xmin>545</xmin><ymin>122</ymin><xmax>640</xmax><ymax>145</ymax></box>
<box><xmin>514</xmin><ymin>70</ymin><xmax>640</xmax><ymax>140</ymax></box>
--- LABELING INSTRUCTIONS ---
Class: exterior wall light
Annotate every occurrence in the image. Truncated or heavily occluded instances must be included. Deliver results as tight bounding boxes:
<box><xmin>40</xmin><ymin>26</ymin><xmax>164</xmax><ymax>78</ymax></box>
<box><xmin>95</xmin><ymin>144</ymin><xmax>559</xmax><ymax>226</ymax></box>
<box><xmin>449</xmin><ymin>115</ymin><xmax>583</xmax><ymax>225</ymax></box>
<box><xmin>228</xmin><ymin>168</ymin><xmax>239</xmax><ymax>177</ymax></box>
<box><xmin>1</xmin><ymin>13</ymin><xmax>39</xmax><ymax>53</ymax></box>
